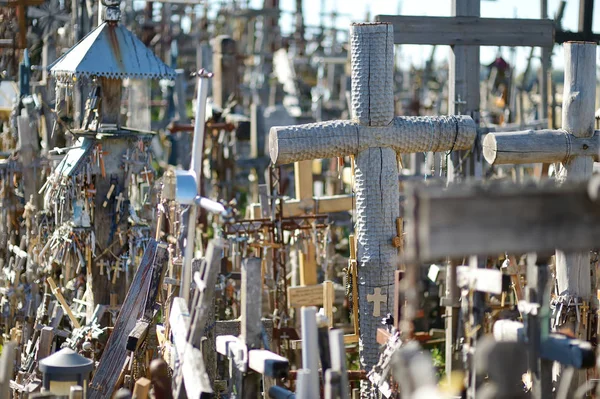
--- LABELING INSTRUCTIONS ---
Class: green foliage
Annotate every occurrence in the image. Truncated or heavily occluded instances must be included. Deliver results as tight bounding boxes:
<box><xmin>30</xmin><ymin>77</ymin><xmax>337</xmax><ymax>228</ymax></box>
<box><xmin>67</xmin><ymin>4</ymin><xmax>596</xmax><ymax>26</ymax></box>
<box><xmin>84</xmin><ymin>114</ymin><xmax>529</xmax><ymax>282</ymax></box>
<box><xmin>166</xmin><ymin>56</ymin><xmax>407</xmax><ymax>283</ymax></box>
<box><xmin>346</xmin><ymin>348</ymin><xmax>361</xmax><ymax>371</ymax></box>
<box><xmin>429</xmin><ymin>344</ymin><xmax>445</xmax><ymax>380</ymax></box>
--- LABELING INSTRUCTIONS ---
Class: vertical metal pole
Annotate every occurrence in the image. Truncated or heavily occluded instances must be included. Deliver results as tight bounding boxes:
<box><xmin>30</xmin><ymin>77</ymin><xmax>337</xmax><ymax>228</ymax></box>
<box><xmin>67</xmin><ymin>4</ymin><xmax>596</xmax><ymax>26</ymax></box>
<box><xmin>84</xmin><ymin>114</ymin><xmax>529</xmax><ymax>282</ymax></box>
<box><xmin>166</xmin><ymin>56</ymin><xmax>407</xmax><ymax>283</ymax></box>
<box><xmin>180</xmin><ymin>71</ymin><xmax>212</xmax><ymax>303</ymax></box>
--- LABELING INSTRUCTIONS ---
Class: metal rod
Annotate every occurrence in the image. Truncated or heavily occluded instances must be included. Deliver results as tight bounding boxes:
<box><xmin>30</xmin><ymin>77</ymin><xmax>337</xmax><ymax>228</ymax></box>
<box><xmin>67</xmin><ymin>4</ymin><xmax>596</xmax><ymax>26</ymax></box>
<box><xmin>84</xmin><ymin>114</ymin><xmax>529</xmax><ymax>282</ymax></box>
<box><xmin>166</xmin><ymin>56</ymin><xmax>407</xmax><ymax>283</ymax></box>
<box><xmin>180</xmin><ymin>69</ymin><xmax>213</xmax><ymax>303</ymax></box>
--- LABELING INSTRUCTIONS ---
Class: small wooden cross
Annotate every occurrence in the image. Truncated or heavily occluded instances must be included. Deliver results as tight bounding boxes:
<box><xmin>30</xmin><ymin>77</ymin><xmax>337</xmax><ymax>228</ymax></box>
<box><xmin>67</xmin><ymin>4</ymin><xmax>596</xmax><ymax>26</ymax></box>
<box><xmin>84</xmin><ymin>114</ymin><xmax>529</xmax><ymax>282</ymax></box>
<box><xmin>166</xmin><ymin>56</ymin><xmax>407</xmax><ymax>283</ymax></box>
<box><xmin>102</xmin><ymin>184</ymin><xmax>116</xmax><ymax>208</ymax></box>
<box><xmin>367</xmin><ymin>287</ymin><xmax>387</xmax><ymax>318</ymax></box>
<box><xmin>96</xmin><ymin>144</ymin><xmax>108</xmax><ymax>178</ymax></box>
<box><xmin>98</xmin><ymin>259</ymin><xmax>108</xmax><ymax>276</ymax></box>
<box><xmin>111</xmin><ymin>259</ymin><xmax>123</xmax><ymax>284</ymax></box>
<box><xmin>115</xmin><ymin>191</ymin><xmax>125</xmax><ymax>222</ymax></box>
<box><xmin>116</xmin><ymin>227</ymin><xmax>125</xmax><ymax>246</ymax></box>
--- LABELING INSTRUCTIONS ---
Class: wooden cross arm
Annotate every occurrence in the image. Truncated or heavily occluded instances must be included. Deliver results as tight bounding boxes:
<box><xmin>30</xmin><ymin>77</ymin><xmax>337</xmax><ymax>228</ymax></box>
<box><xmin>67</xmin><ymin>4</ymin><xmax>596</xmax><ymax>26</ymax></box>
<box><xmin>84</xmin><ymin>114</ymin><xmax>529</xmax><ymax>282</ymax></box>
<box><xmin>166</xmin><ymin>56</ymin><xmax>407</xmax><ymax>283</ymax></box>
<box><xmin>248</xmin><ymin>194</ymin><xmax>354</xmax><ymax>218</ymax></box>
<box><xmin>403</xmin><ymin>179</ymin><xmax>600</xmax><ymax>262</ymax></box>
<box><xmin>169</xmin><ymin>298</ymin><xmax>213</xmax><ymax>396</ymax></box>
<box><xmin>375</xmin><ymin>15</ymin><xmax>555</xmax><ymax>47</ymax></box>
<box><xmin>216</xmin><ymin>335</ymin><xmax>289</xmax><ymax>377</ymax></box>
<box><xmin>483</xmin><ymin>129</ymin><xmax>600</xmax><ymax>165</ymax></box>
<box><xmin>248</xmin><ymin>349</ymin><xmax>290</xmax><ymax>378</ymax></box>
<box><xmin>494</xmin><ymin>320</ymin><xmax>595</xmax><ymax>368</ymax></box>
<box><xmin>269</xmin><ymin>115</ymin><xmax>476</xmax><ymax>165</ymax></box>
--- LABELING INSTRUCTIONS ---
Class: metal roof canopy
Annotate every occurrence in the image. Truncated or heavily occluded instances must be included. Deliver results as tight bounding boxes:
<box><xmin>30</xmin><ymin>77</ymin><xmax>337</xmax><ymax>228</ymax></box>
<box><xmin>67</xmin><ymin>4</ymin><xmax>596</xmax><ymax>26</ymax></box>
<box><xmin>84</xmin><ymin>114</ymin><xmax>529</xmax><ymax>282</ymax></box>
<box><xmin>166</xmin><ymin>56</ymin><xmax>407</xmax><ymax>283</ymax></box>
<box><xmin>49</xmin><ymin>22</ymin><xmax>175</xmax><ymax>81</ymax></box>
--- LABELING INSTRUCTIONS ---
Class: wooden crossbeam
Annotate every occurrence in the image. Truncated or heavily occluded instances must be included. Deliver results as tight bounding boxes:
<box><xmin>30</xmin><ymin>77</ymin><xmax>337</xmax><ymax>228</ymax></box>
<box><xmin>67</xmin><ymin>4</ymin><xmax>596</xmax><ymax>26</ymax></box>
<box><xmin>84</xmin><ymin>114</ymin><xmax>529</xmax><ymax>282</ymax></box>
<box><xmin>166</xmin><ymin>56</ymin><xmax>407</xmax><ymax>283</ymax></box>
<box><xmin>248</xmin><ymin>194</ymin><xmax>353</xmax><ymax>218</ymax></box>
<box><xmin>375</xmin><ymin>15</ymin><xmax>555</xmax><ymax>47</ymax></box>
<box><xmin>88</xmin><ymin>240</ymin><xmax>168</xmax><ymax>399</ymax></box>
<box><xmin>404</xmin><ymin>179</ymin><xmax>600</xmax><ymax>262</ymax></box>
<box><xmin>287</xmin><ymin>283</ymin><xmax>345</xmax><ymax>308</ymax></box>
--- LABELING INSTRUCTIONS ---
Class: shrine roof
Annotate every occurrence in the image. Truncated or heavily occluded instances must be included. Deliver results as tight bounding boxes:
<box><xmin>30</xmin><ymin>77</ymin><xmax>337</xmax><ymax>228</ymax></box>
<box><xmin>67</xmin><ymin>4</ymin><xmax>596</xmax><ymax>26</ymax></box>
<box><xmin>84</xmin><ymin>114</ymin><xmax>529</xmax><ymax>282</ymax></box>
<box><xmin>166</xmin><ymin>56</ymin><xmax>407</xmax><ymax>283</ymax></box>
<box><xmin>49</xmin><ymin>22</ymin><xmax>175</xmax><ymax>81</ymax></box>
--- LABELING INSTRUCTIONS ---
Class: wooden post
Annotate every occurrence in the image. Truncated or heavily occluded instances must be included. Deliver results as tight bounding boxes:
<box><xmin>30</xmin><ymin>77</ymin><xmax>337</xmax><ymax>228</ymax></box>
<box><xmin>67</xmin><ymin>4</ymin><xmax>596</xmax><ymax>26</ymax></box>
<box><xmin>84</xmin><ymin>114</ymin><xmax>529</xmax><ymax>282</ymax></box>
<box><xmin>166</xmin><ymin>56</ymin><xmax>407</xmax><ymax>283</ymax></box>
<box><xmin>556</xmin><ymin>40</ymin><xmax>596</xmax><ymax>394</ymax></box>
<box><xmin>69</xmin><ymin>386</ymin><xmax>84</xmax><ymax>399</ymax></box>
<box><xmin>212</xmin><ymin>36</ymin><xmax>238</xmax><ymax>109</ymax></box>
<box><xmin>47</xmin><ymin>277</ymin><xmax>81</xmax><ymax>329</ymax></box>
<box><xmin>17</xmin><ymin>115</ymin><xmax>41</xmax><ymax>208</ymax></box>
<box><xmin>526</xmin><ymin>255</ymin><xmax>553</xmax><ymax>399</ymax></box>
<box><xmin>300</xmin><ymin>306</ymin><xmax>320</xmax><ymax>398</ymax></box>
<box><xmin>99</xmin><ymin>77</ymin><xmax>122</xmax><ymax>127</ymax></box>
<box><xmin>89</xmin><ymin>241</ymin><xmax>168</xmax><ymax>398</ymax></box>
<box><xmin>0</xmin><ymin>342</ymin><xmax>15</xmax><ymax>399</ymax></box>
<box><xmin>446</xmin><ymin>0</ymin><xmax>480</xmax><ymax>380</ymax></box>
<box><xmin>323</xmin><ymin>280</ymin><xmax>334</xmax><ymax>327</ymax></box>
<box><xmin>555</xmin><ymin>42</ymin><xmax>596</xmax><ymax>299</ymax></box>
<box><xmin>540</xmin><ymin>0</ymin><xmax>550</xmax><ymax>124</ymax></box>
<box><xmin>241</xmin><ymin>257</ymin><xmax>263</xmax><ymax>398</ymax></box>
<box><xmin>329</xmin><ymin>329</ymin><xmax>349</xmax><ymax>399</ymax></box>
<box><xmin>36</xmin><ymin>326</ymin><xmax>55</xmax><ymax>361</ymax></box>
<box><xmin>132</xmin><ymin>378</ymin><xmax>151</xmax><ymax>399</ymax></box>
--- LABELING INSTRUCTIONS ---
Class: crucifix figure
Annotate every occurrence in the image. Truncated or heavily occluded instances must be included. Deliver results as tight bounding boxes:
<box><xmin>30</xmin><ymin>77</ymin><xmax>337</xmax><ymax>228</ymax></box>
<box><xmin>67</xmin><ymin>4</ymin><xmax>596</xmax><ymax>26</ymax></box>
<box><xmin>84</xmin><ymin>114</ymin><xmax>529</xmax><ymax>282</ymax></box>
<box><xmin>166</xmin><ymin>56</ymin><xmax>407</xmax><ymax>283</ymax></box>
<box><xmin>269</xmin><ymin>22</ymin><xmax>477</xmax><ymax>375</ymax></box>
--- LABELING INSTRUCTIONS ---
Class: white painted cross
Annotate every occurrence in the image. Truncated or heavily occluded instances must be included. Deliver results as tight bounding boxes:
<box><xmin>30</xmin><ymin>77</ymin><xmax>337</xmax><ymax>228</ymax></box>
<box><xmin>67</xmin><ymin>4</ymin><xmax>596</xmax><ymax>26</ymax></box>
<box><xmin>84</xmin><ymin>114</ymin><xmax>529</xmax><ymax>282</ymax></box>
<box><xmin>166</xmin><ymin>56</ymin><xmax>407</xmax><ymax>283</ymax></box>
<box><xmin>366</xmin><ymin>288</ymin><xmax>387</xmax><ymax>318</ymax></box>
<box><xmin>269</xmin><ymin>22</ymin><xmax>477</xmax><ymax>371</ymax></box>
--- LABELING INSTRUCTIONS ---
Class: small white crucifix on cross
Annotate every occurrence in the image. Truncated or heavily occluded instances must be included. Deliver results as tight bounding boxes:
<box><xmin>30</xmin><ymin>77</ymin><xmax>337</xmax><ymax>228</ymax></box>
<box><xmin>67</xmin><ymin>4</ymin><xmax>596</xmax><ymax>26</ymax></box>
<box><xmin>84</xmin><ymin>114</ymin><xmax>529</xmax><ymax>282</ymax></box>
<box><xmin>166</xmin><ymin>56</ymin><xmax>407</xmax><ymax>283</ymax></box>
<box><xmin>367</xmin><ymin>287</ymin><xmax>387</xmax><ymax>318</ymax></box>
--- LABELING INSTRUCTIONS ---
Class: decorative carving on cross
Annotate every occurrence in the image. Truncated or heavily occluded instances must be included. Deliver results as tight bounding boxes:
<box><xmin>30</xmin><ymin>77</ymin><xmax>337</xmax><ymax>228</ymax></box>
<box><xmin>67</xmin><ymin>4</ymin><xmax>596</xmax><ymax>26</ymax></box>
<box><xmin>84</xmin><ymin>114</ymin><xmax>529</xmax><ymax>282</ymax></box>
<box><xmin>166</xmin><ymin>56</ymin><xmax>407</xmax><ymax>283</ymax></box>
<box><xmin>269</xmin><ymin>22</ymin><xmax>477</xmax><ymax>370</ymax></box>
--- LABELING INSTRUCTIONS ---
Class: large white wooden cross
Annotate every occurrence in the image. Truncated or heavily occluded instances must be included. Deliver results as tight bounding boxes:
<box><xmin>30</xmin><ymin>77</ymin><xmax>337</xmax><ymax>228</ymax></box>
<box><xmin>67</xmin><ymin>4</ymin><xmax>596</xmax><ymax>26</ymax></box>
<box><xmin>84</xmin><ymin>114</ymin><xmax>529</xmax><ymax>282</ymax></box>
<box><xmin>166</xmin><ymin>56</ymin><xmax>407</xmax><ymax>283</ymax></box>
<box><xmin>482</xmin><ymin>40</ymin><xmax>596</xmax><ymax>399</ymax></box>
<box><xmin>269</xmin><ymin>22</ymin><xmax>477</xmax><ymax>371</ymax></box>
<box><xmin>377</xmin><ymin>0</ymin><xmax>556</xmax><ymax>376</ymax></box>
<box><xmin>484</xmin><ymin>42</ymin><xmax>597</xmax><ymax>314</ymax></box>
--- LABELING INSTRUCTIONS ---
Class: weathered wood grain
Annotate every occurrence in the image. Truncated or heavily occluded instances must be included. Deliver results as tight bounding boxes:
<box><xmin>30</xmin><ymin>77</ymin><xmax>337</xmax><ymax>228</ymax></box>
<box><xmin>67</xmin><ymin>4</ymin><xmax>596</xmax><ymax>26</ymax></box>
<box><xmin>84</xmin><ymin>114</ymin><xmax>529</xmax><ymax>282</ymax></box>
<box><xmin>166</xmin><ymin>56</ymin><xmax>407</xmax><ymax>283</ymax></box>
<box><xmin>132</xmin><ymin>378</ymin><xmax>151</xmax><ymax>399</ymax></box>
<box><xmin>89</xmin><ymin>240</ymin><xmax>164</xmax><ymax>398</ymax></box>
<box><xmin>483</xmin><ymin>129</ymin><xmax>600</xmax><ymax>165</ymax></box>
<box><xmin>287</xmin><ymin>283</ymin><xmax>345</xmax><ymax>307</ymax></box>
<box><xmin>169</xmin><ymin>297</ymin><xmax>213</xmax><ymax>398</ymax></box>
<box><xmin>404</xmin><ymin>180</ymin><xmax>600</xmax><ymax>262</ymax></box>
<box><xmin>556</xmin><ymin>42</ymin><xmax>596</xmax><ymax>300</ymax></box>
<box><xmin>0</xmin><ymin>342</ymin><xmax>15</xmax><ymax>399</ymax></box>
<box><xmin>375</xmin><ymin>15</ymin><xmax>554</xmax><ymax>47</ymax></box>
<box><xmin>241</xmin><ymin>257</ymin><xmax>262</xmax><ymax>399</ymax></box>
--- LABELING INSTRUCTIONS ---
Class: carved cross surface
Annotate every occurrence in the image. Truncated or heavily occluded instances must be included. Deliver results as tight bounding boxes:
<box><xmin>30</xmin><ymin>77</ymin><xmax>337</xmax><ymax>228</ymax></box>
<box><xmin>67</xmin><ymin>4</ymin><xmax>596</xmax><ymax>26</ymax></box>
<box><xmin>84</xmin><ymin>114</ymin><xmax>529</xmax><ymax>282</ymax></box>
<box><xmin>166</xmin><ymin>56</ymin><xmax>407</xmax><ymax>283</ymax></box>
<box><xmin>269</xmin><ymin>22</ymin><xmax>477</xmax><ymax>371</ymax></box>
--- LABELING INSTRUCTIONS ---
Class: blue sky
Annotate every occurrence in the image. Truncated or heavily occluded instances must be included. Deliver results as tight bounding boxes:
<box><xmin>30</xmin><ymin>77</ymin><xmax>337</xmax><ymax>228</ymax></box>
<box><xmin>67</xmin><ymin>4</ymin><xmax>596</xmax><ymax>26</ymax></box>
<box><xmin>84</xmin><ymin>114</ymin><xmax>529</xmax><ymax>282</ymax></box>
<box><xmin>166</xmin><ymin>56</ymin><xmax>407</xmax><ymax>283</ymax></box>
<box><xmin>244</xmin><ymin>0</ymin><xmax>599</xmax><ymax>72</ymax></box>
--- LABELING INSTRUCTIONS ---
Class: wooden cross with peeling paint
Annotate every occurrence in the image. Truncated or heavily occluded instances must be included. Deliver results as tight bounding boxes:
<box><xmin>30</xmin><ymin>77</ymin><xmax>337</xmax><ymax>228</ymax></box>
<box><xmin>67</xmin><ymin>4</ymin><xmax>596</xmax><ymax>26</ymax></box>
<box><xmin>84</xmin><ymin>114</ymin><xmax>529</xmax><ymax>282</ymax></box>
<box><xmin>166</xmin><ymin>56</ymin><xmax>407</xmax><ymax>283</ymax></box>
<box><xmin>269</xmin><ymin>22</ymin><xmax>476</xmax><ymax>371</ymax></box>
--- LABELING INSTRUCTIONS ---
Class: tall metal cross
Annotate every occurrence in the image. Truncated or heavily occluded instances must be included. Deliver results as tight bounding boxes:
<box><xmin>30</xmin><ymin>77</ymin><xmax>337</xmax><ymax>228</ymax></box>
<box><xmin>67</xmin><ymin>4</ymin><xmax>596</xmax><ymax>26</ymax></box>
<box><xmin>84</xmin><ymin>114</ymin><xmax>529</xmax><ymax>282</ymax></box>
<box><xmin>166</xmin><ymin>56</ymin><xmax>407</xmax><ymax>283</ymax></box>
<box><xmin>269</xmin><ymin>22</ymin><xmax>476</xmax><ymax>374</ymax></box>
